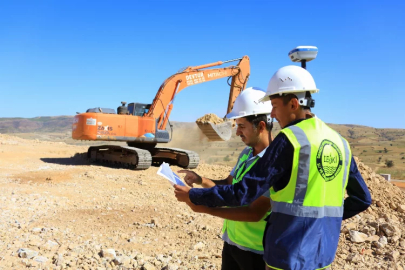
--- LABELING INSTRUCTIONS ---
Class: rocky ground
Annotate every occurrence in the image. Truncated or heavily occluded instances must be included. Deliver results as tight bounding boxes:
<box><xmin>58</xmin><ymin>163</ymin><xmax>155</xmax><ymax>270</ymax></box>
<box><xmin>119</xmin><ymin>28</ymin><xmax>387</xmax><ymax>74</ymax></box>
<box><xmin>334</xmin><ymin>157</ymin><xmax>405</xmax><ymax>269</ymax></box>
<box><xmin>0</xmin><ymin>134</ymin><xmax>404</xmax><ymax>269</ymax></box>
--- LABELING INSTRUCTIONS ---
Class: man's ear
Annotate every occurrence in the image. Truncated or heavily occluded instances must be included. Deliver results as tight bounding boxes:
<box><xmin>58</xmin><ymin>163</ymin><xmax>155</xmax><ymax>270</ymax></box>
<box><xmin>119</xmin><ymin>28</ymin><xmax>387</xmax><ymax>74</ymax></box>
<box><xmin>259</xmin><ymin>121</ymin><xmax>266</xmax><ymax>132</ymax></box>
<box><xmin>290</xmin><ymin>98</ymin><xmax>300</xmax><ymax>111</ymax></box>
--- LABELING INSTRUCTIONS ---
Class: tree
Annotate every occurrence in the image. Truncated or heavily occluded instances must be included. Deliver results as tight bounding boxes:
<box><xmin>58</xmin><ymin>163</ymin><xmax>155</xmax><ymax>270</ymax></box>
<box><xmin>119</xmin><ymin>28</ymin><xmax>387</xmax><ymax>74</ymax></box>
<box><xmin>385</xmin><ymin>160</ymin><xmax>394</xmax><ymax>168</ymax></box>
<box><xmin>384</xmin><ymin>147</ymin><xmax>388</xmax><ymax>153</ymax></box>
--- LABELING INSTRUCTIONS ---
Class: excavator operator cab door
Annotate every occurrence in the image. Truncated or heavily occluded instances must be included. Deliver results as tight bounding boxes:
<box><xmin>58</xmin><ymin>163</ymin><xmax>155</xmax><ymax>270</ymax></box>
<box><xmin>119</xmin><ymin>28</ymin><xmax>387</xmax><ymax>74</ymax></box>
<box><xmin>128</xmin><ymin>103</ymin><xmax>151</xmax><ymax>117</ymax></box>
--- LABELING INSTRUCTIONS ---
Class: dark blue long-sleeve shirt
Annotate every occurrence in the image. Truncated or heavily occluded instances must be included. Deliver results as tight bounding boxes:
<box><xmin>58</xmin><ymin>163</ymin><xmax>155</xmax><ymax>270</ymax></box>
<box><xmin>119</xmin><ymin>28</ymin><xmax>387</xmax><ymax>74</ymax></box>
<box><xmin>190</xmin><ymin>120</ymin><xmax>371</xmax><ymax>220</ymax></box>
<box><xmin>189</xmin><ymin>119</ymin><xmax>372</xmax><ymax>269</ymax></box>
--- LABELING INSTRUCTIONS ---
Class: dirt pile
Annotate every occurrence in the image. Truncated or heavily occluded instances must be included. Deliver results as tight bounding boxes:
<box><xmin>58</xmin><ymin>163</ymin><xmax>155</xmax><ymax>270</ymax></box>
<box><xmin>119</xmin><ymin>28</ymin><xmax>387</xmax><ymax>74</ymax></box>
<box><xmin>333</xmin><ymin>157</ymin><xmax>405</xmax><ymax>269</ymax></box>
<box><xmin>195</xmin><ymin>114</ymin><xmax>224</xmax><ymax>125</ymax></box>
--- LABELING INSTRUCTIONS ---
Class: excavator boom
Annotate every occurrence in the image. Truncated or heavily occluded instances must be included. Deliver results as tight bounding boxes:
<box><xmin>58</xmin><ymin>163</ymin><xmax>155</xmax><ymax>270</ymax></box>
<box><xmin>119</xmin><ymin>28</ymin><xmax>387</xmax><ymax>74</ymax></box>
<box><xmin>147</xmin><ymin>56</ymin><xmax>250</xmax><ymax>131</ymax></box>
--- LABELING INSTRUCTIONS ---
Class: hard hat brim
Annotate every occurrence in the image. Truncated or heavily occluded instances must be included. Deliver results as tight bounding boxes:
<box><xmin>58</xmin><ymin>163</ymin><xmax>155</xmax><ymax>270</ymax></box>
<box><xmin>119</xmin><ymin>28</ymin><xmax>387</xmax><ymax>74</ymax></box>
<box><xmin>259</xmin><ymin>89</ymin><xmax>319</xmax><ymax>103</ymax></box>
<box><xmin>225</xmin><ymin>111</ymin><xmax>243</xmax><ymax>119</ymax></box>
<box><xmin>258</xmin><ymin>95</ymin><xmax>271</xmax><ymax>102</ymax></box>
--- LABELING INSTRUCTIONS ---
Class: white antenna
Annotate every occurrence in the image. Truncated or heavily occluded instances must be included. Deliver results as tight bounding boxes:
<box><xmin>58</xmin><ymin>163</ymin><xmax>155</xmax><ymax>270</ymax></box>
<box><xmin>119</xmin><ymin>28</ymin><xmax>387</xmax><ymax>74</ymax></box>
<box><xmin>288</xmin><ymin>46</ymin><xmax>318</xmax><ymax>69</ymax></box>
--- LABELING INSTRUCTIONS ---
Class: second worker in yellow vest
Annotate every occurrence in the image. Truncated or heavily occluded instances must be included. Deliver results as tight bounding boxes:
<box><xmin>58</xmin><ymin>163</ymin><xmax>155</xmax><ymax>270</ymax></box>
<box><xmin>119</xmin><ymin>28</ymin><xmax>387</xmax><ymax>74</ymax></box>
<box><xmin>178</xmin><ymin>87</ymin><xmax>273</xmax><ymax>270</ymax></box>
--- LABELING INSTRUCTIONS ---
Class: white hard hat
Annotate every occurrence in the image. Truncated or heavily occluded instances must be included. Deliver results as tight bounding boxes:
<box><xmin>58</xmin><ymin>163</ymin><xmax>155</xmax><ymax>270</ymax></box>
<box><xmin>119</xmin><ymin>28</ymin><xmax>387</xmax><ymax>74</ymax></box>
<box><xmin>226</xmin><ymin>87</ymin><xmax>272</xmax><ymax>119</ymax></box>
<box><xmin>259</xmin><ymin>65</ymin><xmax>319</xmax><ymax>106</ymax></box>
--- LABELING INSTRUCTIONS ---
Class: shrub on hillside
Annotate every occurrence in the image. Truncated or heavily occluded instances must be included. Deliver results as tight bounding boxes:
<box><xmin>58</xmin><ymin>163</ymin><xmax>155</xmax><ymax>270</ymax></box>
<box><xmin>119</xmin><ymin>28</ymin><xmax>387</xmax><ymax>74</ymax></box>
<box><xmin>385</xmin><ymin>159</ymin><xmax>394</xmax><ymax>168</ymax></box>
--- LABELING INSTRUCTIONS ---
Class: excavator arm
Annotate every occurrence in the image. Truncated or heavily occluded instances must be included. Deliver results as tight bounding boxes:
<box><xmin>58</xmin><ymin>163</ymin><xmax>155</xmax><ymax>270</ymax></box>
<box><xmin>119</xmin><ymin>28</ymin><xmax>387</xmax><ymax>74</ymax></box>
<box><xmin>146</xmin><ymin>56</ymin><xmax>250</xmax><ymax>130</ymax></box>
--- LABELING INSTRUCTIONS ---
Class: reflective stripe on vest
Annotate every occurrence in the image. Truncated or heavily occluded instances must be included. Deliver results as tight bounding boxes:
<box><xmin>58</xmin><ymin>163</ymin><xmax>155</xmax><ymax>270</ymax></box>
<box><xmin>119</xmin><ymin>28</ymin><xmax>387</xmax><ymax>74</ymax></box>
<box><xmin>270</xmin><ymin>118</ymin><xmax>351</xmax><ymax>219</ymax></box>
<box><xmin>340</xmin><ymin>134</ymin><xmax>350</xmax><ymax>191</ymax></box>
<box><xmin>222</xmin><ymin>148</ymin><xmax>270</xmax><ymax>252</ymax></box>
<box><xmin>234</xmin><ymin>149</ymin><xmax>259</xmax><ymax>182</ymax></box>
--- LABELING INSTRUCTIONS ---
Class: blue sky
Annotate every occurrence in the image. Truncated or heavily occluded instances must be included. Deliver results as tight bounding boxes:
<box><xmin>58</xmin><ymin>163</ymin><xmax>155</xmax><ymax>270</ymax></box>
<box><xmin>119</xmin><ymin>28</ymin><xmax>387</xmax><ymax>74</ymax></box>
<box><xmin>0</xmin><ymin>1</ymin><xmax>404</xmax><ymax>128</ymax></box>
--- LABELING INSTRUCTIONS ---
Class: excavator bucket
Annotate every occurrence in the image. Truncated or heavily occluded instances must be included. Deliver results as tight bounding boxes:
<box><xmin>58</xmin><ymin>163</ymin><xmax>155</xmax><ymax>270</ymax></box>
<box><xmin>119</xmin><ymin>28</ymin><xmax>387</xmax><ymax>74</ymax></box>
<box><xmin>196</xmin><ymin>114</ymin><xmax>233</xmax><ymax>141</ymax></box>
<box><xmin>196</xmin><ymin>121</ymin><xmax>232</xmax><ymax>141</ymax></box>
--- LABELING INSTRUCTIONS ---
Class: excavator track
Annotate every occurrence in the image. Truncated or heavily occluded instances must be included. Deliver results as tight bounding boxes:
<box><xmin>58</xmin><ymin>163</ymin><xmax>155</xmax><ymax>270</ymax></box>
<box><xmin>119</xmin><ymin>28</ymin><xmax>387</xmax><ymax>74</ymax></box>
<box><xmin>87</xmin><ymin>145</ymin><xmax>152</xmax><ymax>170</ymax></box>
<box><xmin>151</xmin><ymin>147</ymin><xmax>200</xmax><ymax>169</ymax></box>
<box><xmin>87</xmin><ymin>145</ymin><xmax>199</xmax><ymax>170</ymax></box>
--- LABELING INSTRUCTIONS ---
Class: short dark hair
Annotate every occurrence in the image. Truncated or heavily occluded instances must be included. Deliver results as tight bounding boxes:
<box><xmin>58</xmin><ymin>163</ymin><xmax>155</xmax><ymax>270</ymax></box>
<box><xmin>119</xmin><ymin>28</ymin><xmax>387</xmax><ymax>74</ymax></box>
<box><xmin>273</xmin><ymin>92</ymin><xmax>312</xmax><ymax>110</ymax></box>
<box><xmin>245</xmin><ymin>114</ymin><xmax>271</xmax><ymax>132</ymax></box>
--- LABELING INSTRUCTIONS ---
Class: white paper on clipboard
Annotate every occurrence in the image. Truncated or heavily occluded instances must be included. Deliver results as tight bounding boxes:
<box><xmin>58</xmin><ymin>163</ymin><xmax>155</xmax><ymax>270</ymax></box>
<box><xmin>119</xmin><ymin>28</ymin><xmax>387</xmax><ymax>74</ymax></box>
<box><xmin>157</xmin><ymin>162</ymin><xmax>186</xmax><ymax>187</ymax></box>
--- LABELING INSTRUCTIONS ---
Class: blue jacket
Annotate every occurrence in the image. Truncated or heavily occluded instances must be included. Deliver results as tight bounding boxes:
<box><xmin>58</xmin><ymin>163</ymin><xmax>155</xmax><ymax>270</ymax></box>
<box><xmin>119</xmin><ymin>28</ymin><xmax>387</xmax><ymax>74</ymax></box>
<box><xmin>190</xmin><ymin>119</ymin><xmax>372</xmax><ymax>269</ymax></box>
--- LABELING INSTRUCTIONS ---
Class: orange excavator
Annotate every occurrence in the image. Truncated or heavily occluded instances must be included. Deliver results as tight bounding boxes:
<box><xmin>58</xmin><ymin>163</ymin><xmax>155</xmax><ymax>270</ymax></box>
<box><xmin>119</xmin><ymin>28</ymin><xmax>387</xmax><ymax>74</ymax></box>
<box><xmin>72</xmin><ymin>56</ymin><xmax>250</xmax><ymax>170</ymax></box>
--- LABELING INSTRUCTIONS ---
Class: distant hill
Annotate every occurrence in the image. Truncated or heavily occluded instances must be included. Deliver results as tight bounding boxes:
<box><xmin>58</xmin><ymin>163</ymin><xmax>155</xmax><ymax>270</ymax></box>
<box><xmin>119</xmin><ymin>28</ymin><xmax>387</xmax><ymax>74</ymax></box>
<box><xmin>0</xmin><ymin>116</ymin><xmax>73</xmax><ymax>133</ymax></box>
<box><xmin>1</xmin><ymin>116</ymin><xmax>405</xmax><ymax>179</ymax></box>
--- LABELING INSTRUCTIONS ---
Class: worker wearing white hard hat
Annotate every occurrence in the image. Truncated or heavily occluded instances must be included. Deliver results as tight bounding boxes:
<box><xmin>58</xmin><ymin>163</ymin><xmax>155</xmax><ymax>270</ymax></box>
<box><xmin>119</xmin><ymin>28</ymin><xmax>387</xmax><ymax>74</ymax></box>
<box><xmin>179</xmin><ymin>87</ymin><xmax>272</xmax><ymax>270</ymax></box>
<box><xmin>226</xmin><ymin>86</ymin><xmax>273</xmax><ymax>119</ymax></box>
<box><xmin>177</xmin><ymin>66</ymin><xmax>371</xmax><ymax>270</ymax></box>
<box><xmin>260</xmin><ymin>65</ymin><xmax>318</xmax><ymax>101</ymax></box>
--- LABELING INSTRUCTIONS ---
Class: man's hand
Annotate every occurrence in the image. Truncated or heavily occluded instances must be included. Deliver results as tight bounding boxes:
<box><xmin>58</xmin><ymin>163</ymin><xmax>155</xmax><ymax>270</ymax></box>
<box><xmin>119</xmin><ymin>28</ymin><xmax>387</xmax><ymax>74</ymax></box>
<box><xmin>174</xmin><ymin>184</ymin><xmax>191</xmax><ymax>203</ymax></box>
<box><xmin>177</xmin><ymin>170</ymin><xmax>202</xmax><ymax>187</ymax></box>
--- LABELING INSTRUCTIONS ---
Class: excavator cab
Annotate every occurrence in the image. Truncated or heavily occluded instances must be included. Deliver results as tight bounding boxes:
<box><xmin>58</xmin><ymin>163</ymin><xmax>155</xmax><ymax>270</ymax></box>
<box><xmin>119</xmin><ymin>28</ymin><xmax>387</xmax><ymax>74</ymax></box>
<box><xmin>128</xmin><ymin>103</ymin><xmax>151</xmax><ymax>116</ymax></box>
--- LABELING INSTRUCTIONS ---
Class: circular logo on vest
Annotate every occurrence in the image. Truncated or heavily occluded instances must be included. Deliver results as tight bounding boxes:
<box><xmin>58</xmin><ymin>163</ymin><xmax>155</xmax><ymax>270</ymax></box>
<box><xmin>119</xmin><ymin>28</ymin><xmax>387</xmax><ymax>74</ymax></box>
<box><xmin>316</xmin><ymin>139</ymin><xmax>343</xmax><ymax>182</ymax></box>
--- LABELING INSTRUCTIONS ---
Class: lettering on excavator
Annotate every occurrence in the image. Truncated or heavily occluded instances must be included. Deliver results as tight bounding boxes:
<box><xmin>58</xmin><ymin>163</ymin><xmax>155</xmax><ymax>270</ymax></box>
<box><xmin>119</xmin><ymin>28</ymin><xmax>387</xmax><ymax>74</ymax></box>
<box><xmin>208</xmin><ymin>71</ymin><xmax>226</xmax><ymax>78</ymax></box>
<box><xmin>86</xmin><ymin>118</ymin><xmax>96</xmax><ymax>126</ymax></box>
<box><xmin>98</xmin><ymin>126</ymin><xmax>113</xmax><ymax>131</ymax></box>
<box><xmin>185</xmin><ymin>73</ymin><xmax>204</xmax><ymax>80</ymax></box>
<box><xmin>186</xmin><ymin>72</ymin><xmax>206</xmax><ymax>86</ymax></box>
<box><xmin>97</xmin><ymin>131</ymin><xmax>116</xmax><ymax>136</ymax></box>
